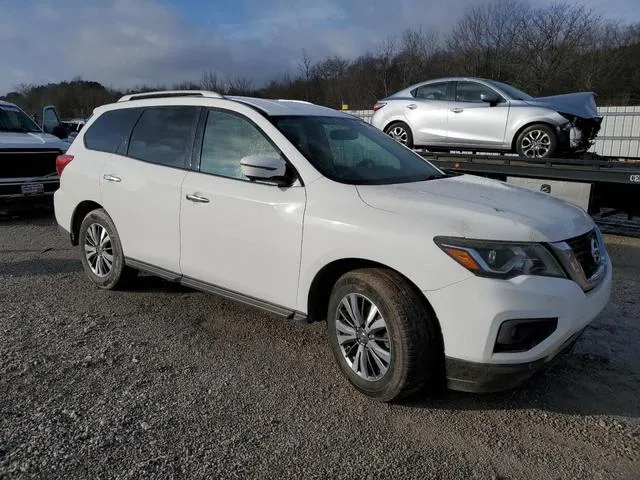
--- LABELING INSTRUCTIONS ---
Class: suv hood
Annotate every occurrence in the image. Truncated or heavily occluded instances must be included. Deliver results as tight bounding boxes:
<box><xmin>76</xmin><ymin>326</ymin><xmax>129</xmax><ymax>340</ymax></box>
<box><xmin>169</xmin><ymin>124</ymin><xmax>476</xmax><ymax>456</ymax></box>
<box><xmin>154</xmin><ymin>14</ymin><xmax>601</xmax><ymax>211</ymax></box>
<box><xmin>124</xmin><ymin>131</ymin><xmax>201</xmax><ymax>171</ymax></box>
<box><xmin>524</xmin><ymin>92</ymin><xmax>598</xmax><ymax>119</ymax></box>
<box><xmin>356</xmin><ymin>174</ymin><xmax>593</xmax><ymax>243</ymax></box>
<box><xmin>0</xmin><ymin>131</ymin><xmax>68</xmax><ymax>150</ymax></box>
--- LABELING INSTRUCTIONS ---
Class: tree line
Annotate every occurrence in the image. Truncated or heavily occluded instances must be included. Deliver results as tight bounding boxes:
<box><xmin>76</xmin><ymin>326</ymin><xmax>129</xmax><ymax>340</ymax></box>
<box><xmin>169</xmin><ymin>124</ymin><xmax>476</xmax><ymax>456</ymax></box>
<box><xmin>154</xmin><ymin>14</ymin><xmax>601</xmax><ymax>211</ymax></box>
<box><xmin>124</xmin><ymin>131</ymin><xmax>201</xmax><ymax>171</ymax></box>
<box><xmin>3</xmin><ymin>0</ymin><xmax>639</xmax><ymax>119</ymax></box>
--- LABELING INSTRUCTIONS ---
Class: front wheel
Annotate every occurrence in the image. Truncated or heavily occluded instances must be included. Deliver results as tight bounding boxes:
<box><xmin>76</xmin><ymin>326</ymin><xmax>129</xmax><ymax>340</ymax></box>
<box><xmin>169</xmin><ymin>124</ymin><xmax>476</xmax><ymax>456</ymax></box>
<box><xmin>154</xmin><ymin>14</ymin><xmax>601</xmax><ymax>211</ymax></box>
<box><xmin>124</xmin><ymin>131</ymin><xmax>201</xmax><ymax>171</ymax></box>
<box><xmin>384</xmin><ymin>122</ymin><xmax>414</xmax><ymax>149</ymax></box>
<box><xmin>327</xmin><ymin>268</ymin><xmax>444</xmax><ymax>402</ymax></box>
<box><xmin>515</xmin><ymin>124</ymin><xmax>558</xmax><ymax>158</ymax></box>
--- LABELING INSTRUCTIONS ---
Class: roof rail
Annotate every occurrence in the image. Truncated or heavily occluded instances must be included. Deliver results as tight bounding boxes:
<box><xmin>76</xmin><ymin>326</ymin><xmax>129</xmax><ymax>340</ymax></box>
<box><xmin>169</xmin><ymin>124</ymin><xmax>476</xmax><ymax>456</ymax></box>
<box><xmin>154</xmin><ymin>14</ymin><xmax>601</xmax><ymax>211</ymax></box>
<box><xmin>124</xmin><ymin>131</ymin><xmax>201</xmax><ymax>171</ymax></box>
<box><xmin>277</xmin><ymin>99</ymin><xmax>314</xmax><ymax>105</ymax></box>
<box><xmin>118</xmin><ymin>90</ymin><xmax>224</xmax><ymax>102</ymax></box>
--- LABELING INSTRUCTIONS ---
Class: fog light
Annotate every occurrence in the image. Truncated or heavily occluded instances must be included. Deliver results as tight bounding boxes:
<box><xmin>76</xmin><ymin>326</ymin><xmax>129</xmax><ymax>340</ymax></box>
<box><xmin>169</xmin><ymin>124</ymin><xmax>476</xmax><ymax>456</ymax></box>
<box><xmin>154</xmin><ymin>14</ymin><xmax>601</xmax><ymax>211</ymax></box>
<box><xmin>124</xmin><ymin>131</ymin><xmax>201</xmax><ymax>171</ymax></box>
<box><xmin>494</xmin><ymin>318</ymin><xmax>558</xmax><ymax>353</ymax></box>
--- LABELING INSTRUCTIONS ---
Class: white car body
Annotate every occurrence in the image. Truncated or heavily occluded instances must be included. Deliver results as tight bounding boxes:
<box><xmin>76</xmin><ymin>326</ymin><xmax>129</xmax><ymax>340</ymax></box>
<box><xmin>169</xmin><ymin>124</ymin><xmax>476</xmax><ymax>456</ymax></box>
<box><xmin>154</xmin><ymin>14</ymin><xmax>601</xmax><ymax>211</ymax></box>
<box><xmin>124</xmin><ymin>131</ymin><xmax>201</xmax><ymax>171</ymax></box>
<box><xmin>54</xmin><ymin>91</ymin><xmax>612</xmax><ymax>396</ymax></box>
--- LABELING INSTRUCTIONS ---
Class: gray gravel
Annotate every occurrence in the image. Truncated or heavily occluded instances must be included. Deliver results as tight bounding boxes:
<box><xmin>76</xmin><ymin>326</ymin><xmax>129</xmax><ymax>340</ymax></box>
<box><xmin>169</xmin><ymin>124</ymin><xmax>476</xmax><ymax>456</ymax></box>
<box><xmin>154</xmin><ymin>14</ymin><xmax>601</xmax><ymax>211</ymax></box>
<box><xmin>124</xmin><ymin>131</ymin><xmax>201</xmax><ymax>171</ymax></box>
<box><xmin>1</xmin><ymin>209</ymin><xmax>639</xmax><ymax>479</ymax></box>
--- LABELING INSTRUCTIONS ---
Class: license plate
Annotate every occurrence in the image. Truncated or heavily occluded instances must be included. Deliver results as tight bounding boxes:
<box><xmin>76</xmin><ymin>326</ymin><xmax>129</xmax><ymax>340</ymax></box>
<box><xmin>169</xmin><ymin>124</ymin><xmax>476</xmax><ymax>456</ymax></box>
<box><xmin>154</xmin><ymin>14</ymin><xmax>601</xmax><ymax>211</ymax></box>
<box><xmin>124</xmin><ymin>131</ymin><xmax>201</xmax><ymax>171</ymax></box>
<box><xmin>21</xmin><ymin>183</ymin><xmax>45</xmax><ymax>195</ymax></box>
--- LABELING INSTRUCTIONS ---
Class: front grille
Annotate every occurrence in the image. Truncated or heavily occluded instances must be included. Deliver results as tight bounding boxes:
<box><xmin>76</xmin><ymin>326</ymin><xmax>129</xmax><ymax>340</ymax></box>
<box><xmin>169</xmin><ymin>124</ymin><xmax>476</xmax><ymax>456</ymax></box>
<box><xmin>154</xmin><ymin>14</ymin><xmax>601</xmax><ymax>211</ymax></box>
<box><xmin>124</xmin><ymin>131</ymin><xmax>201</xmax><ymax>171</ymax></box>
<box><xmin>0</xmin><ymin>149</ymin><xmax>60</xmax><ymax>178</ymax></box>
<box><xmin>565</xmin><ymin>230</ymin><xmax>599</xmax><ymax>278</ymax></box>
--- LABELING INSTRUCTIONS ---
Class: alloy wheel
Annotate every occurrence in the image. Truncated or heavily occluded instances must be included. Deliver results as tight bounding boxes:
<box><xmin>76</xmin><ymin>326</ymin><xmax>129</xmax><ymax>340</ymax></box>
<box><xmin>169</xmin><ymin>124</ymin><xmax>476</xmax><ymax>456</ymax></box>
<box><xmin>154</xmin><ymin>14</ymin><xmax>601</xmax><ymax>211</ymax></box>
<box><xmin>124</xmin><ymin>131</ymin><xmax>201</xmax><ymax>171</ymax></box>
<box><xmin>387</xmin><ymin>126</ymin><xmax>409</xmax><ymax>145</ymax></box>
<box><xmin>84</xmin><ymin>223</ymin><xmax>114</xmax><ymax>277</ymax></box>
<box><xmin>334</xmin><ymin>293</ymin><xmax>391</xmax><ymax>381</ymax></box>
<box><xmin>521</xmin><ymin>129</ymin><xmax>552</xmax><ymax>157</ymax></box>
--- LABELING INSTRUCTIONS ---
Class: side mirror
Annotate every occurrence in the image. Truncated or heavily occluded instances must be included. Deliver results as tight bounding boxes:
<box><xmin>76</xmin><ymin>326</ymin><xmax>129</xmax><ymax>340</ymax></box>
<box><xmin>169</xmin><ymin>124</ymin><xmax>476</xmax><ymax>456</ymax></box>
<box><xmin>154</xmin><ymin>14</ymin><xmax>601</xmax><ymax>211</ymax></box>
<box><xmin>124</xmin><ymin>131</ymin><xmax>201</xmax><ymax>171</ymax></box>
<box><xmin>481</xmin><ymin>93</ymin><xmax>500</xmax><ymax>105</ymax></box>
<box><xmin>240</xmin><ymin>154</ymin><xmax>291</xmax><ymax>186</ymax></box>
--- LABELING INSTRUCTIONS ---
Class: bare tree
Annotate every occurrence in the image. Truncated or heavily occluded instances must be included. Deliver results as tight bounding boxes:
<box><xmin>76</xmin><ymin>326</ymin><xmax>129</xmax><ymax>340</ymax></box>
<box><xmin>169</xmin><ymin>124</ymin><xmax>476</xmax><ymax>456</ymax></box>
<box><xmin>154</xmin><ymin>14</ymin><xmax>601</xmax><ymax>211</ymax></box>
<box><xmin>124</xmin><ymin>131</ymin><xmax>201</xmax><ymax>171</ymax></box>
<box><xmin>227</xmin><ymin>74</ymin><xmax>253</xmax><ymax>95</ymax></box>
<box><xmin>298</xmin><ymin>49</ymin><xmax>313</xmax><ymax>100</ymax></box>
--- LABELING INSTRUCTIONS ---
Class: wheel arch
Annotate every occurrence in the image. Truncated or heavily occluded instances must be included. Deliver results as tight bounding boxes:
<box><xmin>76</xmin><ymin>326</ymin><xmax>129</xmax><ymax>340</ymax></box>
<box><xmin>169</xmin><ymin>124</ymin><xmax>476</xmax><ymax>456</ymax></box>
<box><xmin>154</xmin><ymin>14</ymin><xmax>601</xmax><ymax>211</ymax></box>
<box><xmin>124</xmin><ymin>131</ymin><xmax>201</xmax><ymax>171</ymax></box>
<box><xmin>70</xmin><ymin>200</ymin><xmax>104</xmax><ymax>246</ymax></box>
<box><xmin>510</xmin><ymin>121</ymin><xmax>559</xmax><ymax>152</ymax></box>
<box><xmin>306</xmin><ymin>258</ymin><xmax>443</xmax><ymax>342</ymax></box>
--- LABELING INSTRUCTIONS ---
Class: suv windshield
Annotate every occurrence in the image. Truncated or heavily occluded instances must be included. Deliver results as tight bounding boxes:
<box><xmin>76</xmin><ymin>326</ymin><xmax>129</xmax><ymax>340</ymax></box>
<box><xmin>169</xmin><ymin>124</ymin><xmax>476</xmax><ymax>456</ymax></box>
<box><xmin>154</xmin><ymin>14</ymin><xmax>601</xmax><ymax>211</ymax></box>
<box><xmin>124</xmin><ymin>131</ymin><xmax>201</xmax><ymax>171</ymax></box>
<box><xmin>271</xmin><ymin>115</ymin><xmax>444</xmax><ymax>185</ymax></box>
<box><xmin>487</xmin><ymin>81</ymin><xmax>534</xmax><ymax>101</ymax></box>
<box><xmin>0</xmin><ymin>106</ymin><xmax>41</xmax><ymax>133</ymax></box>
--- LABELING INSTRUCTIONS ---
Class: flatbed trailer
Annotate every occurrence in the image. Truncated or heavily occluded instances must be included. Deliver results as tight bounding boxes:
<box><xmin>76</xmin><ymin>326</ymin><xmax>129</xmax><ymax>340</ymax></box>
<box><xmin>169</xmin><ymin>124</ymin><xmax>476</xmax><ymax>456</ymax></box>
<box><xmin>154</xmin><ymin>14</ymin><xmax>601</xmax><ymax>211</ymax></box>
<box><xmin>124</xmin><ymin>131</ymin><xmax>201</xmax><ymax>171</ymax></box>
<box><xmin>419</xmin><ymin>152</ymin><xmax>640</xmax><ymax>236</ymax></box>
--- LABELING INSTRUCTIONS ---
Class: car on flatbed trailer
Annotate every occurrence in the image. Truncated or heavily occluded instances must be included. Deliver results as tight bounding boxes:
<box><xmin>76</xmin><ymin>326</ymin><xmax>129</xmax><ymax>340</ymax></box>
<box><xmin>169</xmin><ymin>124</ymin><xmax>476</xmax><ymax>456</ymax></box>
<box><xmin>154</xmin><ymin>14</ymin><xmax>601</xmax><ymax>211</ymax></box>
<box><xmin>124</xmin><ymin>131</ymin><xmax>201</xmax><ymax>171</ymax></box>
<box><xmin>0</xmin><ymin>100</ymin><xmax>69</xmax><ymax>209</ymax></box>
<box><xmin>372</xmin><ymin>77</ymin><xmax>602</xmax><ymax>159</ymax></box>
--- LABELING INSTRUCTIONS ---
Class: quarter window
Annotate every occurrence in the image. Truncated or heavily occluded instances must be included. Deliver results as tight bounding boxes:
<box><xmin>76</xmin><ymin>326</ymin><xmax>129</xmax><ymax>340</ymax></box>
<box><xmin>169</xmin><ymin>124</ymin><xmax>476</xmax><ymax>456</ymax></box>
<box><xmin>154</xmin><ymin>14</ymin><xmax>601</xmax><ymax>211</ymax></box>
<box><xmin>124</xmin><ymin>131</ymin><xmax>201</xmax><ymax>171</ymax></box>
<box><xmin>200</xmin><ymin>110</ymin><xmax>281</xmax><ymax>181</ymax></box>
<box><xmin>128</xmin><ymin>107</ymin><xmax>199</xmax><ymax>168</ymax></box>
<box><xmin>455</xmin><ymin>81</ymin><xmax>502</xmax><ymax>103</ymax></box>
<box><xmin>412</xmin><ymin>82</ymin><xmax>450</xmax><ymax>101</ymax></box>
<box><xmin>84</xmin><ymin>108</ymin><xmax>143</xmax><ymax>154</ymax></box>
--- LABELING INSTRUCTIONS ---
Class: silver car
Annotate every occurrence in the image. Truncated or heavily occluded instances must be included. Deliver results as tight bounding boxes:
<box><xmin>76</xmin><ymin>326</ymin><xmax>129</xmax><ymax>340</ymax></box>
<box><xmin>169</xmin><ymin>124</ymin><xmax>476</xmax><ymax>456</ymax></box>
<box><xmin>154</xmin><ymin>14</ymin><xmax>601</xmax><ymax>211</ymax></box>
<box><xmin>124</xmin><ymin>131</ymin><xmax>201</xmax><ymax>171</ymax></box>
<box><xmin>371</xmin><ymin>77</ymin><xmax>602</xmax><ymax>158</ymax></box>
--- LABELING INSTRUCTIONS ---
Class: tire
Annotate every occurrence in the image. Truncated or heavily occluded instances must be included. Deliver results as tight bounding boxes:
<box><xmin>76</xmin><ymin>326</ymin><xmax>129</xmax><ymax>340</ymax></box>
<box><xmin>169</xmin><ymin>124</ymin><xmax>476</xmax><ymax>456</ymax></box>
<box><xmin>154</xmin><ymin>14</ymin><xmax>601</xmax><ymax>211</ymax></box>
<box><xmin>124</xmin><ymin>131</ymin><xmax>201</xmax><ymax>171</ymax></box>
<box><xmin>327</xmin><ymin>268</ymin><xmax>444</xmax><ymax>402</ymax></box>
<box><xmin>78</xmin><ymin>208</ymin><xmax>136</xmax><ymax>290</ymax></box>
<box><xmin>384</xmin><ymin>122</ymin><xmax>414</xmax><ymax>148</ymax></box>
<box><xmin>515</xmin><ymin>124</ymin><xmax>557</xmax><ymax>158</ymax></box>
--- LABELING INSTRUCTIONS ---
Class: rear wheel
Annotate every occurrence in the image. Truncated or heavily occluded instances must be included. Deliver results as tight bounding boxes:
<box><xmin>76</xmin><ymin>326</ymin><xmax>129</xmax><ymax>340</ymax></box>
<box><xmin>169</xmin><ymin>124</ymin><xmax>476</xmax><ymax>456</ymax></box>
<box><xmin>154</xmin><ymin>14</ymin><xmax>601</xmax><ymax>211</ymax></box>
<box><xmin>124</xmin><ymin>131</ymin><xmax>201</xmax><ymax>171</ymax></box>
<box><xmin>327</xmin><ymin>268</ymin><xmax>444</xmax><ymax>402</ymax></box>
<box><xmin>78</xmin><ymin>208</ymin><xmax>136</xmax><ymax>290</ymax></box>
<box><xmin>384</xmin><ymin>122</ymin><xmax>414</xmax><ymax>149</ymax></box>
<box><xmin>515</xmin><ymin>124</ymin><xmax>557</xmax><ymax>158</ymax></box>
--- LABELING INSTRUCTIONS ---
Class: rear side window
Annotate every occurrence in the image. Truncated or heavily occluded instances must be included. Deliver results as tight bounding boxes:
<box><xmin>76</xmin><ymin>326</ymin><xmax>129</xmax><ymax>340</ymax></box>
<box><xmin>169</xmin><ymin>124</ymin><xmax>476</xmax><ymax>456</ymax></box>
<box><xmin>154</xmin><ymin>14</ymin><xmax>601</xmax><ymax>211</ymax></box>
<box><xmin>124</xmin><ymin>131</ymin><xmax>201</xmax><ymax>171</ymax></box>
<box><xmin>412</xmin><ymin>82</ymin><xmax>450</xmax><ymax>100</ymax></box>
<box><xmin>128</xmin><ymin>107</ymin><xmax>200</xmax><ymax>168</ymax></box>
<box><xmin>84</xmin><ymin>108</ymin><xmax>142</xmax><ymax>153</ymax></box>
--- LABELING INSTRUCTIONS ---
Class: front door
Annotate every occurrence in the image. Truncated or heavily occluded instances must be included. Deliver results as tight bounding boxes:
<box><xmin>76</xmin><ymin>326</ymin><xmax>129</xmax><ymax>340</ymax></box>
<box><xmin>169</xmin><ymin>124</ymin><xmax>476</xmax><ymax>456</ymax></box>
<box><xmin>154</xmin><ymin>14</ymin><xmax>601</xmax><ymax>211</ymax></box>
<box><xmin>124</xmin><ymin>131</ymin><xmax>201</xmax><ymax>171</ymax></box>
<box><xmin>180</xmin><ymin>109</ymin><xmax>305</xmax><ymax>309</ymax></box>
<box><xmin>446</xmin><ymin>81</ymin><xmax>510</xmax><ymax>147</ymax></box>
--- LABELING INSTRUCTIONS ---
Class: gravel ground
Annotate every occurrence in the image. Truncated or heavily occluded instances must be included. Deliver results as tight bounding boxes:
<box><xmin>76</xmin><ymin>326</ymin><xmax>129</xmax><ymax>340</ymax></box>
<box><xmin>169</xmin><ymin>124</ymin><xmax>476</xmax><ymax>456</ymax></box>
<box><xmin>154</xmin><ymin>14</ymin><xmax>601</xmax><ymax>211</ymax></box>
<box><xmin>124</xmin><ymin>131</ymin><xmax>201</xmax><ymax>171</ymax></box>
<box><xmin>1</xmin><ymin>208</ymin><xmax>639</xmax><ymax>479</ymax></box>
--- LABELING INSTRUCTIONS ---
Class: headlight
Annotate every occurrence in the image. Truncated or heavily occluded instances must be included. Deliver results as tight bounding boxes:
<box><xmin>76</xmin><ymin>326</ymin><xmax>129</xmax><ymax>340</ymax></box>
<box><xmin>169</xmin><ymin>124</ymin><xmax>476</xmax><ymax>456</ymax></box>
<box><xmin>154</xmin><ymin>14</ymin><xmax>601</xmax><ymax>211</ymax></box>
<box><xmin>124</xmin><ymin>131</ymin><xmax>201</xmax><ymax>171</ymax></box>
<box><xmin>434</xmin><ymin>237</ymin><xmax>566</xmax><ymax>280</ymax></box>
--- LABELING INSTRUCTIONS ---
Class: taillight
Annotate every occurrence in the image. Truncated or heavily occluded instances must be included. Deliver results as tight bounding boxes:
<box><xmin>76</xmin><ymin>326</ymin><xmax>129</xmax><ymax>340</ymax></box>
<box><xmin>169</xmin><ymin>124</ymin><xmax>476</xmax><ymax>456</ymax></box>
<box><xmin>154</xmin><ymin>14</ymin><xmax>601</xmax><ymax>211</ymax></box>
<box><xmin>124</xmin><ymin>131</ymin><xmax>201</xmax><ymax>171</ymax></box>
<box><xmin>56</xmin><ymin>154</ymin><xmax>74</xmax><ymax>176</ymax></box>
<box><xmin>373</xmin><ymin>102</ymin><xmax>386</xmax><ymax>112</ymax></box>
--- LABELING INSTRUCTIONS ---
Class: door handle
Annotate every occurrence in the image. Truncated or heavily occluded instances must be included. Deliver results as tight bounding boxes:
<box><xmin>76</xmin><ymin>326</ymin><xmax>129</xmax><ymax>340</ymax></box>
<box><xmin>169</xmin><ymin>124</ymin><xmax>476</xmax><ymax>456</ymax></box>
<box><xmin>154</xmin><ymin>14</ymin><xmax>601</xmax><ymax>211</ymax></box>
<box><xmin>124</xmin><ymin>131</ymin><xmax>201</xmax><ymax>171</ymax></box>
<box><xmin>186</xmin><ymin>193</ymin><xmax>210</xmax><ymax>203</ymax></box>
<box><xmin>406</xmin><ymin>104</ymin><xmax>418</xmax><ymax>110</ymax></box>
<box><xmin>450</xmin><ymin>108</ymin><xmax>464</xmax><ymax>113</ymax></box>
<box><xmin>103</xmin><ymin>174</ymin><xmax>121</xmax><ymax>182</ymax></box>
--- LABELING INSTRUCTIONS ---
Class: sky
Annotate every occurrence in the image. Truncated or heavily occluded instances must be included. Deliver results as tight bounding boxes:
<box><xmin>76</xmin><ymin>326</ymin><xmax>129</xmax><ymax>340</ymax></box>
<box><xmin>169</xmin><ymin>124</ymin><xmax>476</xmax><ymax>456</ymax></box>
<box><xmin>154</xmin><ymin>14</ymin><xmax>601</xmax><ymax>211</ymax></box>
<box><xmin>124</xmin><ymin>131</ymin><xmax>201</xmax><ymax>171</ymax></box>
<box><xmin>1</xmin><ymin>0</ymin><xmax>639</xmax><ymax>95</ymax></box>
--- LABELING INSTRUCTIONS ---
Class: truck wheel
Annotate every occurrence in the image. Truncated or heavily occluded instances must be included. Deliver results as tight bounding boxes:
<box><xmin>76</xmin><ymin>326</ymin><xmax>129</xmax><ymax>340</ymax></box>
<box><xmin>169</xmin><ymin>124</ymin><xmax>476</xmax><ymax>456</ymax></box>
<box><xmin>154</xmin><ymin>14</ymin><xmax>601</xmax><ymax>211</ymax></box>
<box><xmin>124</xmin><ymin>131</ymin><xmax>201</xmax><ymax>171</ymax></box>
<box><xmin>384</xmin><ymin>122</ymin><xmax>414</xmax><ymax>148</ymax></box>
<box><xmin>327</xmin><ymin>268</ymin><xmax>444</xmax><ymax>402</ymax></box>
<box><xmin>516</xmin><ymin>124</ymin><xmax>557</xmax><ymax>158</ymax></box>
<box><xmin>78</xmin><ymin>208</ymin><xmax>136</xmax><ymax>290</ymax></box>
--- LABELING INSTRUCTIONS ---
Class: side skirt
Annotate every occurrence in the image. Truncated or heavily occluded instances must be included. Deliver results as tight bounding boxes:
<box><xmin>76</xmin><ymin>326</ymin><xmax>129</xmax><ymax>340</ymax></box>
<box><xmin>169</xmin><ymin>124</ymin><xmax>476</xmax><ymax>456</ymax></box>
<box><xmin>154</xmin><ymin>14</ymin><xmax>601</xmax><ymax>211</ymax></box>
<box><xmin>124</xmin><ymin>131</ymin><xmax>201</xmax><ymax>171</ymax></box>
<box><xmin>124</xmin><ymin>257</ymin><xmax>308</xmax><ymax>322</ymax></box>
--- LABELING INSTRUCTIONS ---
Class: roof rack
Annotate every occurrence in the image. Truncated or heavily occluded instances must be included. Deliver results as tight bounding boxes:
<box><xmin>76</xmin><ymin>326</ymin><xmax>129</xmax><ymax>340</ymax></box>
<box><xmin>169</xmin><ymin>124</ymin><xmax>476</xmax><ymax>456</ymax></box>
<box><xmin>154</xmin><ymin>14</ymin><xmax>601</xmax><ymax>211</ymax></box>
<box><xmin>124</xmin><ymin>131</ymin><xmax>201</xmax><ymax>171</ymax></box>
<box><xmin>118</xmin><ymin>90</ymin><xmax>224</xmax><ymax>102</ymax></box>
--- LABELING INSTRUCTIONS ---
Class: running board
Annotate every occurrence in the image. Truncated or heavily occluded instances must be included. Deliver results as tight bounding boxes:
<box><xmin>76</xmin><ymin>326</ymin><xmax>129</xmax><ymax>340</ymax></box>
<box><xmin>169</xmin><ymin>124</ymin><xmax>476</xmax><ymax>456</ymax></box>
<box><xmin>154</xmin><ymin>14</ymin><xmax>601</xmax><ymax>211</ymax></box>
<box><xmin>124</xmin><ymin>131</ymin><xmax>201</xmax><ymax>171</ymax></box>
<box><xmin>125</xmin><ymin>257</ymin><xmax>308</xmax><ymax>322</ymax></box>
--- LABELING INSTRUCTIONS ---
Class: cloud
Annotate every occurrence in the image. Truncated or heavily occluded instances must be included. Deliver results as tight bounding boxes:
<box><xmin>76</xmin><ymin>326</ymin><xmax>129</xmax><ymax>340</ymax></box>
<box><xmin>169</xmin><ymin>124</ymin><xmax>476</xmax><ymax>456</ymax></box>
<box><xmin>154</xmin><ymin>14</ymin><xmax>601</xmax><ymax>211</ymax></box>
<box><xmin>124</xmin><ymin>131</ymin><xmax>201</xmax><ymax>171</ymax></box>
<box><xmin>0</xmin><ymin>0</ymin><xmax>638</xmax><ymax>95</ymax></box>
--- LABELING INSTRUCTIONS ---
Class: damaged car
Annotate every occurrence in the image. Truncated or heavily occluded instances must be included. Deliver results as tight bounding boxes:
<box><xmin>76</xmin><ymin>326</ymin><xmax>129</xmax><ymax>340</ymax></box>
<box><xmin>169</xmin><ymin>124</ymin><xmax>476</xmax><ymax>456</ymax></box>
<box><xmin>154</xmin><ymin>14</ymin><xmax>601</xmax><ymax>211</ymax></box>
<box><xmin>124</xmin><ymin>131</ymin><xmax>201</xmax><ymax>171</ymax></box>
<box><xmin>371</xmin><ymin>77</ymin><xmax>602</xmax><ymax>158</ymax></box>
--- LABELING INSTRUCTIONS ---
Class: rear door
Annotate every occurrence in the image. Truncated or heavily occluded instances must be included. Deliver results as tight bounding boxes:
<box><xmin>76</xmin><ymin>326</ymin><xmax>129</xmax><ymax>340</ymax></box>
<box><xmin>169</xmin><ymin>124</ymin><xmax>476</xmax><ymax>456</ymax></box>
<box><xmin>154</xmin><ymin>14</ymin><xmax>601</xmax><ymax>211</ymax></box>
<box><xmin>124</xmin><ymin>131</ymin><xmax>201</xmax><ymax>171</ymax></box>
<box><xmin>100</xmin><ymin>106</ymin><xmax>200</xmax><ymax>273</ymax></box>
<box><xmin>446</xmin><ymin>81</ymin><xmax>510</xmax><ymax>147</ymax></box>
<box><xmin>179</xmin><ymin>108</ymin><xmax>305</xmax><ymax>309</ymax></box>
<box><xmin>403</xmin><ymin>81</ymin><xmax>452</xmax><ymax>146</ymax></box>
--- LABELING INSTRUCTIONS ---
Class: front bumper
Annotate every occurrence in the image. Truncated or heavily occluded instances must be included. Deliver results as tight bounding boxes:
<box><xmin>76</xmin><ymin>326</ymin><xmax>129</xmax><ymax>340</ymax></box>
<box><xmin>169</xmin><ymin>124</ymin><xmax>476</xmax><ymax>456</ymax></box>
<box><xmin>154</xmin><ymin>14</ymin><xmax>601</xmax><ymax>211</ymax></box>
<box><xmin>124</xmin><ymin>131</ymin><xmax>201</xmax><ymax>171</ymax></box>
<box><xmin>424</xmin><ymin>253</ymin><xmax>612</xmax><ymax>391</ymax></box>
<box><xmin>445</xmin><ymin>328</ymin><xmax>584</xmax><ymax>392</ymax></box>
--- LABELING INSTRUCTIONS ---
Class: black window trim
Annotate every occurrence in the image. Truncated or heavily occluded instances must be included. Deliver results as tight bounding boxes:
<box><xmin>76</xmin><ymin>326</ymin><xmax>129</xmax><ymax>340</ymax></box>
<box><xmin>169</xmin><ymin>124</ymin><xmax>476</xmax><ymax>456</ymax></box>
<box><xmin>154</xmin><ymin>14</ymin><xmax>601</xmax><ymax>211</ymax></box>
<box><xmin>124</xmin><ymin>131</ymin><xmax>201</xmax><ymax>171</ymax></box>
<box><xmin>453</xmin><ymin>81</ymin><xmax>506</xmax><ymax>104</ymax></box>
<box><xmin>193</xmin><ymin>107</ymin><xmax>303</xmax><ymax>187</ymax></box>
<box><xmin>123</xmin><ymin>105</ymin><xmax>202</xmax><ymax>171</ymax></box>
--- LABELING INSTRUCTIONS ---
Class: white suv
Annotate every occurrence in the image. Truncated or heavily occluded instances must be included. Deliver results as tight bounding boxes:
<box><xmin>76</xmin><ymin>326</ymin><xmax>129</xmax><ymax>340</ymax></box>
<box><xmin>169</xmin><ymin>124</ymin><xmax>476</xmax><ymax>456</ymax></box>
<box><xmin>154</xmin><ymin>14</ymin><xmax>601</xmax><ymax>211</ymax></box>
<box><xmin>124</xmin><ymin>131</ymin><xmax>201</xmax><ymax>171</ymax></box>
<box><xmin>54</xmin><ymin>90</ymin><xmax>612</xmax><ymax>401</ymax></box>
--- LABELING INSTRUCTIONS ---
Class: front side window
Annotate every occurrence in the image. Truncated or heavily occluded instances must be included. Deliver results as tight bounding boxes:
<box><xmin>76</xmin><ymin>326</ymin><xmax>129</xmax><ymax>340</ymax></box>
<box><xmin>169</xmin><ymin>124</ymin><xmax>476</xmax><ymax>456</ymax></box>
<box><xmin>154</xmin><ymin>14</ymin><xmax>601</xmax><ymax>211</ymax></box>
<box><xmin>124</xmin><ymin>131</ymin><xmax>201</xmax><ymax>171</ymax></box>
<box><xmin>455</xmin><ymin>81</ymin><xmax>503</xmax><ymax>103</ymax></box>
<box><xmin>0</xmin><ymin>105</ymin><xmax>40</xmax><ymax>133</ymax></box>
<box><xmin>200</xmin><ymin>110</ymin><xmax>281</xmax><ymax>180</ymax></box>
<box><xmin>84</xmin><ymin>108</ymin><xmax>143</xmax><ymax>154</ymax></box>
<box><xmin>412</xmin><ymin>82</ymin><xmax>450</xmax><ymax>101</ymax></box>
<box><xmin>128</xmin><ymin>106</ymin><xmax>200</xmax><ymax>168</ymax></box>
<box><xmin>272</xmin><ymin>116</ymin><xmax>444</xmax><ymax>185</ymax></box>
